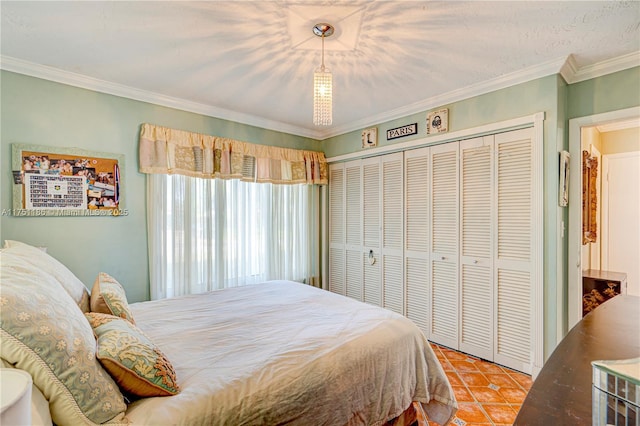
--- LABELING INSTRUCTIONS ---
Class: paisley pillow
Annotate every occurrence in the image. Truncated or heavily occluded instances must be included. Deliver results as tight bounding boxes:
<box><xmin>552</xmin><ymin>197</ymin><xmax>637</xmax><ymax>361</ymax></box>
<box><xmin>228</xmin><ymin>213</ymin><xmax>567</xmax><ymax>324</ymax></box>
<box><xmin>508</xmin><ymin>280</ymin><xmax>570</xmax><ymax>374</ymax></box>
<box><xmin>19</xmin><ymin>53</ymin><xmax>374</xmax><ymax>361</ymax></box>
<box><xmin>86</xmin><ymin>312</ymin><xmax>180</xmax><ymax>397</ymax></box>
<box><xmin>91</xmin><ymin>272</ymin><xmax>136</xmax><ymax>324</ymax></box>
<box><xmin>2</xmin><ymin>240</ymin><xmax>90</xmax><ymax>312</ymax></box>
<box><xmin>0</xmin><ymin>251</ymin><xmax>127</xmax><ymax>425</ymax></box>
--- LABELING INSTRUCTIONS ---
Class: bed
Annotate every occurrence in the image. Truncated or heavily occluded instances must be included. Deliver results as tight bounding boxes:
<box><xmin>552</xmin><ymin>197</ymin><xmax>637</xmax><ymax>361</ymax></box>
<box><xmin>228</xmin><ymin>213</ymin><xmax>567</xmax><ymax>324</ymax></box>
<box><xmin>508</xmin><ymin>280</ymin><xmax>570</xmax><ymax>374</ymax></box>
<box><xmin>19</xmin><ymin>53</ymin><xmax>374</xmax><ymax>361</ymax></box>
<box><xmin>0</xmin><ymin>241</ymin><xmax>457</xmax><ymax>425</ymax></box>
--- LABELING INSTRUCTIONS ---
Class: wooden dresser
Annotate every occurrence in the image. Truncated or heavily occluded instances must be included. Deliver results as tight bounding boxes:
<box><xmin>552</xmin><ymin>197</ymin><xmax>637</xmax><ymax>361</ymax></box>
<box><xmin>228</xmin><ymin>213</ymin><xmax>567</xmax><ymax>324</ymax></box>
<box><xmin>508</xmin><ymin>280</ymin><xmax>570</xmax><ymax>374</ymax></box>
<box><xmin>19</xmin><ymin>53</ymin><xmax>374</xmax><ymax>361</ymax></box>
<box><xmin>514</xmin><ymin>295</ymin><xmax>640</xmax><ymax>425</ymax></box>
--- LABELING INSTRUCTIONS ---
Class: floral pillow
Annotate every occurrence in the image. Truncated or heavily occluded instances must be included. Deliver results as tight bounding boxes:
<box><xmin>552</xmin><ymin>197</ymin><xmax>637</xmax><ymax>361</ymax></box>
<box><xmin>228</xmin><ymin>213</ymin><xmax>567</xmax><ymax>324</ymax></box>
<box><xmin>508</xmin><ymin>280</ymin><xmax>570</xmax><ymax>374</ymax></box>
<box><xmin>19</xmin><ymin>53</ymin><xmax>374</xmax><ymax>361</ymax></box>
<box><xmin>86</xmin><ymin>312</ymin><xmax>180</xmax><ymax>397</ymax></box>
<box><xmin>91</xmin><ymin>272</ymin><xmax>136</xmax><ymax>324</ymax></box>
<box><xmin>0</xmin><ymin>251</ymin><xmax>127</xmax><ymax>425</ymax></box>
<box><xmin>2</xmin><ymin>240</ymin><xmax>90</xmax><ymax>312</ymax></box>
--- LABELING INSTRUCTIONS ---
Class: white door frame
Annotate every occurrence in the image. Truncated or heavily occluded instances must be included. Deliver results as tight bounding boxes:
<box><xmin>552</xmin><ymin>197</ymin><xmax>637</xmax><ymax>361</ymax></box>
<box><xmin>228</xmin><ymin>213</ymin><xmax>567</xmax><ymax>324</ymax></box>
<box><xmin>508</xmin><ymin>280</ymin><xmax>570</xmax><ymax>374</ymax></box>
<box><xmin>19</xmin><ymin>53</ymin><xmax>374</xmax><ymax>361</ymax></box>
<box><xmin>567</xmin><ymin>106</ymin><xmax>640</xmax><ymax>330</ymax></box>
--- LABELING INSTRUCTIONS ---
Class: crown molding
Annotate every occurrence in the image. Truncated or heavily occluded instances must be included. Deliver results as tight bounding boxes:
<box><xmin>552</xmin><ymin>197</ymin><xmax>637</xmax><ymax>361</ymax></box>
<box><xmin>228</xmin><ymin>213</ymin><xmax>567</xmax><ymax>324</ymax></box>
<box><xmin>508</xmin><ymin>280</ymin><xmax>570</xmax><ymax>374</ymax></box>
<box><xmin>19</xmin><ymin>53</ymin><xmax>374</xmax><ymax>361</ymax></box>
<box><xmin>559</xmin><ymin>54</ymin><xmax>580</xmax><ymax>84</ymax></box>
<box><xmin>0</xmin><ymin>55</ymin><xmax>323</xmax><ymax>140</ymax></box>
<box><xmin>561</xmin><ymin>51</ymin><xmax>640</xmax><ymax>84</ymax></box>
<box><xmin>2</xmin><ymin>53</ymin><xmax>638</xmax><ymax>141</ymax></box>
<box><xmin>319</xmin><ymin>56</ymin><xmax>569</xmax><ymax>139</ymax></box>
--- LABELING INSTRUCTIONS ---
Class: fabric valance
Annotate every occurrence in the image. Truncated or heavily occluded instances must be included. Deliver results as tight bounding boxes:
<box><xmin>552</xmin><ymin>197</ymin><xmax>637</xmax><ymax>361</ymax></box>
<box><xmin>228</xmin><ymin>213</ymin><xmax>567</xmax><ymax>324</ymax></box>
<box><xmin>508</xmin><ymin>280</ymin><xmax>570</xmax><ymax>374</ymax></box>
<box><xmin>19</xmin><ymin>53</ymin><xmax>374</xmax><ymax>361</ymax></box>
<box><xmin>139</xmin><ymin>123</ymin><xmax>327</xmax><ymax>185</ymax></box>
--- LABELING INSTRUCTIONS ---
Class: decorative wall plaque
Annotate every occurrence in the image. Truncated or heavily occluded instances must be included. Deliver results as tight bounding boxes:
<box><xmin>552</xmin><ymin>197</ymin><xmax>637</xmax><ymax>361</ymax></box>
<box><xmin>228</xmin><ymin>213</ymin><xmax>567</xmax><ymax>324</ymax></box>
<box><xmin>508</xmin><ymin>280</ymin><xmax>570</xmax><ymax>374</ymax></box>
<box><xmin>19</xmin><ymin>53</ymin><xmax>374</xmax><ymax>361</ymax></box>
<box><xmin>362</xmin><ymin>127</ymin><xmax>378</xmax><ymax>148</ymax></box>
<box><xmin>387</xmin><ymin>123</ymin><xmax>418</xmax><ymax>141</ymax></box>
<box><xmin>427</xmin><ymin>109</ymin><xmax>449</xmax><ymax>134</ymax></box>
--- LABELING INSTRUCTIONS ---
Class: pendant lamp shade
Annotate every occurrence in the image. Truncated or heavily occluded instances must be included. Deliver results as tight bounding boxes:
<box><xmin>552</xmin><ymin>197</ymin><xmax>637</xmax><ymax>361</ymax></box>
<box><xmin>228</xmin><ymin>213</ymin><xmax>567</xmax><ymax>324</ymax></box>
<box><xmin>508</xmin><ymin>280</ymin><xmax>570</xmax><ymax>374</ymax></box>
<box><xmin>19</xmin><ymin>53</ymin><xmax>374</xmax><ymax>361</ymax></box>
<box><xmin>313</xmin><ymin>23</ymin><xmax>334</xmax><ymax>126</ymax></box>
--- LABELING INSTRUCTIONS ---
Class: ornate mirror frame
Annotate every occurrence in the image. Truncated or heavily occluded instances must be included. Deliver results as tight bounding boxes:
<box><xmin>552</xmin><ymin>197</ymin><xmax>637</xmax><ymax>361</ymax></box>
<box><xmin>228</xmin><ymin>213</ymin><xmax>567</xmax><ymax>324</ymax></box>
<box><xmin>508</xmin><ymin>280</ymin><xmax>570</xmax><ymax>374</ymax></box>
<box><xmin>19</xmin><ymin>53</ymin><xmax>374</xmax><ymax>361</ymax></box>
<box><xmin>582</xmin><ymin>150</ymin><xmax>598</xmax><ymax>244</ymax></box>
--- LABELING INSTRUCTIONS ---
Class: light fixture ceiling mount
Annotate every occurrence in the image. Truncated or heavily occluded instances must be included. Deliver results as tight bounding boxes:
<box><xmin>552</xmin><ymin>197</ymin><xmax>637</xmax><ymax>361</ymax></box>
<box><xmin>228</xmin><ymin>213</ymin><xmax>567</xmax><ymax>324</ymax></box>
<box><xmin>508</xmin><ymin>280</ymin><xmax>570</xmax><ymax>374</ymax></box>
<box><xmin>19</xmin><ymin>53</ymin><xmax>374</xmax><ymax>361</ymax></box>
<box><xmin>313</xmin><ymin>23</ymin><xmax>334</xmax><ymax>126</ymax></box>
<box><xmin>313</xmin><ymin>23</ymin><xmax>334</xmax><ymax>38</ymax></box>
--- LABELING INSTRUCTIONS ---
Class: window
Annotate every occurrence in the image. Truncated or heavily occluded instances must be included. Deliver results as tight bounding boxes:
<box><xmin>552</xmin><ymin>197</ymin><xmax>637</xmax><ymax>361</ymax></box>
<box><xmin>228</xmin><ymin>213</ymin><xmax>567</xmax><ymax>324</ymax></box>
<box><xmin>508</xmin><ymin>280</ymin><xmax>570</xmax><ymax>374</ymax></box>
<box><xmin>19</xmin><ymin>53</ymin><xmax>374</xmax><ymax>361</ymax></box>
<box><xmin>148</xmin><ymin>174</ymin><xmax>319</xmax><ymax>299</ymax></box>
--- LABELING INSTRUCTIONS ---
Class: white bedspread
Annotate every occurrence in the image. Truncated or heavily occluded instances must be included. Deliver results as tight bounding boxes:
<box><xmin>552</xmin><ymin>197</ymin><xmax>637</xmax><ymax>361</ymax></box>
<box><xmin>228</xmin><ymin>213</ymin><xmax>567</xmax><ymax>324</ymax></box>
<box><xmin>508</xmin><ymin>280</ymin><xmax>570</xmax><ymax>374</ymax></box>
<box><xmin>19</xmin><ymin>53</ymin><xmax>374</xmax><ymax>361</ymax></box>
<box><xmin>125</xmin><ymin>281</ymin><xmax>457</xmax><ymax>425</ymax></box>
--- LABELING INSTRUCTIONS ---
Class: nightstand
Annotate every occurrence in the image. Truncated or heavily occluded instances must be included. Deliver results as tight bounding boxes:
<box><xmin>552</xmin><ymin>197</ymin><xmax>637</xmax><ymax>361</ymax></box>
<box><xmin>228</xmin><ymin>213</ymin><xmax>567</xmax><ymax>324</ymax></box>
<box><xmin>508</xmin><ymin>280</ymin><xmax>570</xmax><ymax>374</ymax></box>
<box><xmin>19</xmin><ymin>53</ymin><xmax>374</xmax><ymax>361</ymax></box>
<box><xmin>0</xmin><ymin>369</ymin><xmax>32</xmax><ymax>426</ymax></box>
<box><xmin>582</xmin><ymin>269</ymin><xmax>628</xmax><ymax>317</ymax></box>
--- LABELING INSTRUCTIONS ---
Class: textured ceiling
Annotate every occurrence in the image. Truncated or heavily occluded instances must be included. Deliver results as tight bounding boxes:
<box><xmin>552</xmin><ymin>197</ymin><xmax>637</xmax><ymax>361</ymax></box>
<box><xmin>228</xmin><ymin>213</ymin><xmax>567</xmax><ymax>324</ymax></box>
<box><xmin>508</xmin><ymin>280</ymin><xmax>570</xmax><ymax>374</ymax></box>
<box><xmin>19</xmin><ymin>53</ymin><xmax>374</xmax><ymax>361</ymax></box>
<box><xmin>1</xmin><ymin>1</ymin><xmax>639</xmax><ymax>139</ymax></box>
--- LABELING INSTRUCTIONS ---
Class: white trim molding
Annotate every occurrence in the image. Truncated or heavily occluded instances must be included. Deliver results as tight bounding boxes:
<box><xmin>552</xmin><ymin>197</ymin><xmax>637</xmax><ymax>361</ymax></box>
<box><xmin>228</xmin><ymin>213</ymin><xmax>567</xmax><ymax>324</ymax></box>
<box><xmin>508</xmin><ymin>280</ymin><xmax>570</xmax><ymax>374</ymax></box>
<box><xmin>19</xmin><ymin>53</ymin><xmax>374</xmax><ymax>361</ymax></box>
<box><xmin>531</xmin><ymin>112</ymin><xmax>545</xmax><ymax>377</ymax></box>
<box><xmin>0</xmin><ymin>56</ymin><xmax>323</xmax><ymax>140</ymax></box>
<box><xmin>567</xmin><ymin>106</ymin><xmax>640</xmax><ymax>330</ymax></box>
<box><xmin>328</xmin><ymin>112</ymin><xmax>544</xmax><ymax>163</ymax></box>
<box><xmin>2</xmin><ymin>52</ymin><xmax>637</xmax><ymax>140</ymax></box>
<box><xmin>561</xmin><ymin>52</ymin><xmax>640</xmax><ymax>84</ymax></box>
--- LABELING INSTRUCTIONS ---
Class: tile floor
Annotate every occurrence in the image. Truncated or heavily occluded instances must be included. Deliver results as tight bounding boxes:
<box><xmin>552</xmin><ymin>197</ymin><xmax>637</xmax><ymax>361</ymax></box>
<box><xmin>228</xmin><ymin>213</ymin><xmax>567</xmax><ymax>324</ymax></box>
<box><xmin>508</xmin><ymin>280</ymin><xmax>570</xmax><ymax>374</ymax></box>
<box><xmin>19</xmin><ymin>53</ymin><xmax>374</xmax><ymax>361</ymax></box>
<box><xmin>428</xmin><ymin>342</ymin><xmax>533</xmax><ymax>426</ymax></box>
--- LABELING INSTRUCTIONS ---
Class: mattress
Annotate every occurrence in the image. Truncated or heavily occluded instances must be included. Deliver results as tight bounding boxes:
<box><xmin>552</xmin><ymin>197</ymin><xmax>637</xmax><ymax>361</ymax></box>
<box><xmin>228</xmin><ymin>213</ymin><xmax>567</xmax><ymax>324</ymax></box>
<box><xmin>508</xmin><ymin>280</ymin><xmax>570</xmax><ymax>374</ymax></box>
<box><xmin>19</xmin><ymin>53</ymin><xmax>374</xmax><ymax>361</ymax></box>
<box><xmin>124</xmin><ymin>281</ymin><xmax>457</xmax><ymax>425</ymax></box>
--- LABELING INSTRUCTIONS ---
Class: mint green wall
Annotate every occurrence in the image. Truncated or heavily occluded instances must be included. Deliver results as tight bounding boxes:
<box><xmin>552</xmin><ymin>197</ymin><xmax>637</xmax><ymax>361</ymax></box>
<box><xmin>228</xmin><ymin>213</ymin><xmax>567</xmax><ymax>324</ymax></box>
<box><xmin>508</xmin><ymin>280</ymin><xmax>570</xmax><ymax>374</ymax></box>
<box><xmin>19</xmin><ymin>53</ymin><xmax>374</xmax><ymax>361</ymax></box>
<box><xmin>325</xmin><ymin>75</ymin><xmax>564</xmax><ymax>360</ymax></box>
<box><xmin>567</xmin><ymin>67</ymin><xmax>640</xmax><ymax>119</ymax></box>
<box><xmin>3</xmin><ymin>66</ymin><xmax>637</xmax><ymax>362</ymax></box>
<box><xmin>556</xmin><ymin>75</ymin><xmax>569</xmax><ymax>339</ymax></box>
<box><xmin>0</xmin><ymin>71</ymin><xmax>318</xmax><ymax>303</ymax></box>
<box><xmin>324</xmin><ymin>76</ymin><xmax>564</xmax><ymax>158</ymax></box>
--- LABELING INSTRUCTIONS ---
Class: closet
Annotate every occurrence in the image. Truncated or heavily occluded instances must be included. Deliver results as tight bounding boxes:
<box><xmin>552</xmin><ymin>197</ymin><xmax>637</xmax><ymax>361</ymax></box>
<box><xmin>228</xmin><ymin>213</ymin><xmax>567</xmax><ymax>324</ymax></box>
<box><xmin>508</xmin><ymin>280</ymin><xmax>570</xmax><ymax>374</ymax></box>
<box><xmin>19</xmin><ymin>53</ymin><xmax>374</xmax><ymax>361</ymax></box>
<box><xmin>328</xmin><ymin>127</ymin><xmax>538</xmax><ymax>374</ymax></box>
<box><xmin>329</xmin><ymin>153</ymin><xmax>404</xmax><ymax>313</ymax></box>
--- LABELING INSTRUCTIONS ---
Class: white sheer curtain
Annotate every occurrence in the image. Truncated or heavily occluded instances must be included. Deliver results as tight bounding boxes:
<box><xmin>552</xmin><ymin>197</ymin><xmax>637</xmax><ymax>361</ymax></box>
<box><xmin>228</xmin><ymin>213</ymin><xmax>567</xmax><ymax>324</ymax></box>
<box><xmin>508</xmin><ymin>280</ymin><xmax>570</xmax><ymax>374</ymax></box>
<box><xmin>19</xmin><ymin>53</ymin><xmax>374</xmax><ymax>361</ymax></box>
<box><xmin>147</xmin><ymin>174</ymin><xmax>320</xmax><ymax>300</ymax></box>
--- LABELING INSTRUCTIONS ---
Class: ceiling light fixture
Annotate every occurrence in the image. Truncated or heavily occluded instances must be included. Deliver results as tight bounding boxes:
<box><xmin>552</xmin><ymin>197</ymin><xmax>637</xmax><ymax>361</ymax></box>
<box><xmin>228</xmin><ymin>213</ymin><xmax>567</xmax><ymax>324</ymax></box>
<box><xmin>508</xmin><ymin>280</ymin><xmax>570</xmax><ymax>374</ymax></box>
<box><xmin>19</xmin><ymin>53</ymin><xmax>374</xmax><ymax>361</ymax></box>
<box><xmin>313</xmin><ymin>23</ymin><xmax>334</xmax><ymax>126</ymax></box>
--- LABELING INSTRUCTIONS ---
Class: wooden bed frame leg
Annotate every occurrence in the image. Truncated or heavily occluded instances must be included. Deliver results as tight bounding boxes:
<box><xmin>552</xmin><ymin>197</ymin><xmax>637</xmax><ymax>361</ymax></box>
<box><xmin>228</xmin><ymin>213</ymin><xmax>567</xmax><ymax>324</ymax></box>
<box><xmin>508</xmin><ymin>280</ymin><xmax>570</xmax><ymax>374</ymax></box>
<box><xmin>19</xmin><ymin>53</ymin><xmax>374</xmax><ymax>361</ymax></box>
<box><xmin>412</xmin><ymin>401</ymin><xmax>429</xmax><ymax>426</ymax></box>
<box><xmin>387</xmin><ymin>401</ymin><xmax>429</xmax><ymax>426</ymax></box>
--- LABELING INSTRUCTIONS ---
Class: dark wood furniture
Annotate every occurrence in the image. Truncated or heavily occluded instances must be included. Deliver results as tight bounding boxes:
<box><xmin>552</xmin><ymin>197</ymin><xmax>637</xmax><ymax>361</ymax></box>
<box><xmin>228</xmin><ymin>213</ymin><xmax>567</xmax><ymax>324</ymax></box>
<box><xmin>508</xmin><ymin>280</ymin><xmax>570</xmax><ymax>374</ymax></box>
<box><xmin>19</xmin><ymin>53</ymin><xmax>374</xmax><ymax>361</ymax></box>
<box><xmin>514</xmin><ymin>295</ymin><xmax>640</xmax><ymax>426</ymax></box>
<box><xmin>582</xmin><ymin>269</ymin><xmax>628</xmax><ymax>317</ymax></box>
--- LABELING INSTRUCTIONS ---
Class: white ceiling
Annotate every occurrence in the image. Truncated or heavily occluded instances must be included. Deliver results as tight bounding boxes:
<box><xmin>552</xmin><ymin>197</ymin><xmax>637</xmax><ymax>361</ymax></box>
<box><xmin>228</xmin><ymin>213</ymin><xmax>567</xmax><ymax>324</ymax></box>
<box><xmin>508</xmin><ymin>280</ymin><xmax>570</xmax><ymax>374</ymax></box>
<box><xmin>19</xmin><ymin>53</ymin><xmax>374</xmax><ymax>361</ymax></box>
<box><xmin>1</xmin><ymin>1</ymin><xmax>639</xmax><ymax>140</ymax></box>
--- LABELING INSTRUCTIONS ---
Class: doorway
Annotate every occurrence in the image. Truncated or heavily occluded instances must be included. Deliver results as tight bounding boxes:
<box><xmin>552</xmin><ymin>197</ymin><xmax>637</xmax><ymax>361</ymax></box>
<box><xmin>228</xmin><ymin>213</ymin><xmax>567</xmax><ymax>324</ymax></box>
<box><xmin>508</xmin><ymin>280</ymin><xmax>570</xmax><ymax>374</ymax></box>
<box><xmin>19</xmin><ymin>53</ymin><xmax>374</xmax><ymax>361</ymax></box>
<box><xmin>601</xmin><ymin>151</ymin><xmax>640</xmax><ymax>294</ymax></box>
<box><xmin>567</xmin><ymin>106</ymin><xmax>640</xmax><ymax>330</ymax></box>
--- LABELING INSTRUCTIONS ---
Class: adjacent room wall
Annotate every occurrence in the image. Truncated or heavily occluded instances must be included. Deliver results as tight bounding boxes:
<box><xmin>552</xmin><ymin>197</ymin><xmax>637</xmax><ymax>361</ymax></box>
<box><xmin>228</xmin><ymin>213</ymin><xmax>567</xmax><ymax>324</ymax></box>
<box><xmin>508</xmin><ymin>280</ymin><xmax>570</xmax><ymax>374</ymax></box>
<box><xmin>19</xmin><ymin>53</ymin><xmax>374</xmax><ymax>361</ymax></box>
<box><xmin>600</xmin><ymin>127</ymin><xmax>640</xmax><ymax>297</ymax></box>
<box><xmin>601</xmin><ymin>127</ymin><xmax>640</xmax><ymax>155</ymax></box>
<box><xmin>0</xmin><ymin>70</ymin><xmax>319</xmax><ymax>303</ymax></box>
<box><xmin>580</xmin><ymin>125</ymin><xmax>639</xmax><ymax>287</ymax></box>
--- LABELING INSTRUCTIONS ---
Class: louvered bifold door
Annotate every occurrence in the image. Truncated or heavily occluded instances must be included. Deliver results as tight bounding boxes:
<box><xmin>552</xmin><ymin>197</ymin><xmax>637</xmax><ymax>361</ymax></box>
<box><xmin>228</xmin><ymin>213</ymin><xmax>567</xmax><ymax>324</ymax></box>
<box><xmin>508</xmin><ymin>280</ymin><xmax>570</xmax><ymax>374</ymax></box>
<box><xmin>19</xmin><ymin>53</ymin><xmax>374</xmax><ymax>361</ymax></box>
<box><xmin>429</xmin><ymin>142</ymin><xmax>459</xmax><ymax>348</ymax></box>
<box><xmin>493</xmin><ymin>127</ymin><xmax>534</xmax><ymax>374</ymax></box>
<box><xmin>345</xmin><ymin>160</ymin><xmax>364</xmax><ymax>301</ymax></box>
<box><xmin>328</xmin><ymin>163</ymin><xmax>346</xmax><ymax>296</ymax></box>
<box><xmin>459</xmin><ymin>137</ymin><xmax>494</xmax><ymax>360</ymax></box>
<box><xmin>404</xmin><ymin>147</ymin><xmax>430</xmax><ymax>336</ymax></box>
<box><xmin>381</xmin><ymin>152</ymin><xmax>404</xmax><ymax>315</ymax></box>
<box><xmin>362</xmin><ymin>157</ymin><xmax>382</xmax><ymax>307</ymax></box>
